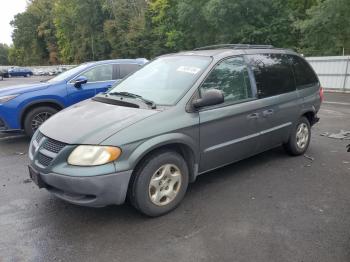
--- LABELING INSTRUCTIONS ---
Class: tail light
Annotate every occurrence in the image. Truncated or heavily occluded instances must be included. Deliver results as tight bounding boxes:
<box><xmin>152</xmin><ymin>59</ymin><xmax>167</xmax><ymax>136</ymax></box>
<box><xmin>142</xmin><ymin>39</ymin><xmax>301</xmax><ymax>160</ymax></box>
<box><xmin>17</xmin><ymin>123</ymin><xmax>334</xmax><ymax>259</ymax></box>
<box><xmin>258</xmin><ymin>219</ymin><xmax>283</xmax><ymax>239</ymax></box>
<box><xmin>319</xmin><ymin>87</ymin><xmax>324</xmax><ymax>102</ymax></box>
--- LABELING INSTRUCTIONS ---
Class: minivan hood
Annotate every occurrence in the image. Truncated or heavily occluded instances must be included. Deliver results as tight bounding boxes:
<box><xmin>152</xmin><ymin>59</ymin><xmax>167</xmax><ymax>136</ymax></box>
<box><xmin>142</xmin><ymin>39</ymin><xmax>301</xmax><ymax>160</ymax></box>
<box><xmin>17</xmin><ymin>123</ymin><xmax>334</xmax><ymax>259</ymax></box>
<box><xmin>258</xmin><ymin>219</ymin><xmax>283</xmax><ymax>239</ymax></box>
<box><xmin>39</xmin><ymin>99</ymin><xmax>160</xmax><ymax>144</ymax></box>
<box><xmin>0</xmin><ymin>82</ymin><xmax>50</xmax><ymax>96</ymax></box>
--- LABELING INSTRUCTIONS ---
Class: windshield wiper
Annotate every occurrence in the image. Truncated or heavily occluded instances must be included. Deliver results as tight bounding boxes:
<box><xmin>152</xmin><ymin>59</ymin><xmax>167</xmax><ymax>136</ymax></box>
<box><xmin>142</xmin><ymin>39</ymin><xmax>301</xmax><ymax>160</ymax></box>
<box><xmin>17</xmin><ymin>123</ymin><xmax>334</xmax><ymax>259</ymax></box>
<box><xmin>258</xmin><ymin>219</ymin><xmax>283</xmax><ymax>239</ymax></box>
<box><xmin>108</xmin><ymin>91</ymin><xmax>156</xmax><ymax>109</ymax></box>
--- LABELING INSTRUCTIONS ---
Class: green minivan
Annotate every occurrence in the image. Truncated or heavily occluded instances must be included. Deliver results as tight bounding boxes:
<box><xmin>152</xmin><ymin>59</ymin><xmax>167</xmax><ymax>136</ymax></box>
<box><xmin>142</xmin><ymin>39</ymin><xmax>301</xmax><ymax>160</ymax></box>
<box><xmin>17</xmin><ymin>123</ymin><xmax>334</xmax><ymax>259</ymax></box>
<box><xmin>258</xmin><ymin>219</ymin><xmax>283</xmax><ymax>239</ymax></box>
<box><xmin>28</xmin><ymin>44</ymin><xmax>322</xmax><ymax>216</ymax></box>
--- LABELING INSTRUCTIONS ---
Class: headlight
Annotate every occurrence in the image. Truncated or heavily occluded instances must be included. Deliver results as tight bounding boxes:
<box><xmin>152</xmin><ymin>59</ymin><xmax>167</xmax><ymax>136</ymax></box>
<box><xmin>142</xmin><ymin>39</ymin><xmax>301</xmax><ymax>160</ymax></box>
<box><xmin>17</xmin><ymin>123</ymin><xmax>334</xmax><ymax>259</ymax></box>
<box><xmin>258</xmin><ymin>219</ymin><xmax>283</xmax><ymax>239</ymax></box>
<box><xmin>68</xmin><ymin>145</ymin><xmax>121</xmax><ymax>166</ymax></box>
<box><xmin>0</xmin><ymin>94</ymin><xmax>19</xmax><ymax>104</ymax></box>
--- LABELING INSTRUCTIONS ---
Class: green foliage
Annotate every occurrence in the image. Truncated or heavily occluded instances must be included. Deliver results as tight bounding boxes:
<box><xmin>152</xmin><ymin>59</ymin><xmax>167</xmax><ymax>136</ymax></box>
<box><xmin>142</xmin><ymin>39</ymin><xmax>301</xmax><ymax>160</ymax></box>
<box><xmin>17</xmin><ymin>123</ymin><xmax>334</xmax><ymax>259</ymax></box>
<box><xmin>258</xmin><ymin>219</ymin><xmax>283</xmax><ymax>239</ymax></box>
<box><xmin>4</xmin><ymin>0</ymin><xmax>350</xmax><ymax>65</ymax></box>
<box><xmin>0</xmin><ymin>44</ymin><xmax>10</xmax><ymax>65</ymax></box>
<box><xmin>53</xmin><ymin>0</ymin><xmax>110</xmax><ymax>63</ymax></box>
<box><xmin>297</xmin><ymin>0</ymin><xmax>350</xmax><ymax>56</ymax></box>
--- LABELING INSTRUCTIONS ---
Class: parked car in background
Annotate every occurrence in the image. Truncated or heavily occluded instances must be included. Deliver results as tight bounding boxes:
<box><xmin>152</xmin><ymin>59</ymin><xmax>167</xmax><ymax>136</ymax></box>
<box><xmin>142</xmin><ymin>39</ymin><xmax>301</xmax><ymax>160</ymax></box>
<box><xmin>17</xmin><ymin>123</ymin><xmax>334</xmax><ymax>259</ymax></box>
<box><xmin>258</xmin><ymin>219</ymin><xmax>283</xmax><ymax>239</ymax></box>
<box><xmin>0</xmin><ymin>69</ymin><xmax>7</xmax><ymax>80</ymax></box>
<box><xmin>5</xmin><ymin>67</ymin><xmax>33</xmax><ymax>77</ymax></box>
<box><xmin>0</xmin><ymin>58</ymin><xmax>147</xmax><ymax>136</ymax></box>
<box><xmin>28</xmin><ymin>44</ymin><xmax>322</xmax><ymax>216</ymax></box>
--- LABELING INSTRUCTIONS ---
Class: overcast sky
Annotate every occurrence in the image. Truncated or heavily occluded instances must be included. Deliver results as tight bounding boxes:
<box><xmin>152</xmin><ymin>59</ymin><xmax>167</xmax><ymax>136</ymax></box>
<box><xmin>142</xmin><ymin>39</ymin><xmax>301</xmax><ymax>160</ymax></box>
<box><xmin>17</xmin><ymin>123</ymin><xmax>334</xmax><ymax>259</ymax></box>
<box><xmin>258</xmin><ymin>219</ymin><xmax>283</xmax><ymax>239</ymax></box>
<box><xmin>0</xmin><ymin>0</ymin><xmax>28</xmax><ymax>45</ymax></box>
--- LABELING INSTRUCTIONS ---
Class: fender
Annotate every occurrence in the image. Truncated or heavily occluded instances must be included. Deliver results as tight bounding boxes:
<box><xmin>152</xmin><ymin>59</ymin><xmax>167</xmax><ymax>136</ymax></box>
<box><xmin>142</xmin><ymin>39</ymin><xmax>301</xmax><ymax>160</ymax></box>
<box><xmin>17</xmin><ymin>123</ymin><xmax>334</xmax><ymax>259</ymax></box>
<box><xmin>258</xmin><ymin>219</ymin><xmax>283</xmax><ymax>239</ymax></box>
<box><xmin>127</xmin><ymin>132</ymin><xmax>199</xmax><ymax>172</ymax></box>
<box><xmin>300</xmin><ymin>105</ymin><xmax>317</xmax><ymax>116</ymax></box>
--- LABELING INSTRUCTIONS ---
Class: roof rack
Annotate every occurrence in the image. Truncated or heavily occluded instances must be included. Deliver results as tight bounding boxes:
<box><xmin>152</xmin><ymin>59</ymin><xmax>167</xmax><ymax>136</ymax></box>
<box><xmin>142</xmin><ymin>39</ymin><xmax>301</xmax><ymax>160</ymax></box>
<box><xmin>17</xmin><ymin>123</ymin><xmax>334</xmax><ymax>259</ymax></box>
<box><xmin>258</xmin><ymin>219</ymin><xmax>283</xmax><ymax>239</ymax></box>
<box><xmin>194</xmin><ymin>44</ymin><xmax>275</xmax><ymax>51</ymax></box>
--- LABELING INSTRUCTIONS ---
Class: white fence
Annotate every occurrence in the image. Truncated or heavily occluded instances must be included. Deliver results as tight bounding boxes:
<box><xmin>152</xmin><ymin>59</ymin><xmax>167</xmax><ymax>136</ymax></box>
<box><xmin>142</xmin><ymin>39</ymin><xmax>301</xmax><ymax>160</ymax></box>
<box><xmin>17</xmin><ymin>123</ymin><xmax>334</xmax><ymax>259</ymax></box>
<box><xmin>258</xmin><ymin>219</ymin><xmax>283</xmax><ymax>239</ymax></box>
<box><xmin>306</xmin><ymin>56</ymin><xmax>350</xmax><ymax>91</ymax></box>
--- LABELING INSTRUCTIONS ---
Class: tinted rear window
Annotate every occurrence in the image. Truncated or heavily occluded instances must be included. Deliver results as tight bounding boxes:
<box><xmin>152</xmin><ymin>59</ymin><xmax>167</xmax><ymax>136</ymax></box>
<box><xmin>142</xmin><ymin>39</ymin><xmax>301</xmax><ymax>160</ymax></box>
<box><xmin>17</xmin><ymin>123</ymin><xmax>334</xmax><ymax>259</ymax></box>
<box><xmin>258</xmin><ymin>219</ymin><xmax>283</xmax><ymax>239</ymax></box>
<box><xmin>288</xmin><ymin>55</ymin><xmax>318</xmax><ymax>88</ymax></box>
<box><xmin>119</xmin><ymin>64</ymin><xmax>141</xmax><ymax>79</ymax></box>
<box><xmin>246</xmin><ymin>54</ymin><xmax>295</xmax><ymax>98</ymax></box>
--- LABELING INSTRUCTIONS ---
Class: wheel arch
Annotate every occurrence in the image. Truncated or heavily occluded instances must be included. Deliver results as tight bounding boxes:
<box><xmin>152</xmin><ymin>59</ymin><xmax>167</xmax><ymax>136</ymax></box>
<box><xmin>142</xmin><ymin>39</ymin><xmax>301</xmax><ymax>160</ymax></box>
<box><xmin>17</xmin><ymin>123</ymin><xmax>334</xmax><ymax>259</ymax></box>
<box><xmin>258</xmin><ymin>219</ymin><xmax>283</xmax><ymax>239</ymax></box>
<box><xmin>20</xmin><ymin>100</ymin><xmax>64</xmax><ymax>129</ymax></box>
<box><xmin>128</xmin><ymin>134</ymin><xmax>199</xmax><ymax>183</ymax></box>
<box><xmin>301</xmin><ymin>109</ymin><xmax>318</xmax><ymax>126</ymax></box>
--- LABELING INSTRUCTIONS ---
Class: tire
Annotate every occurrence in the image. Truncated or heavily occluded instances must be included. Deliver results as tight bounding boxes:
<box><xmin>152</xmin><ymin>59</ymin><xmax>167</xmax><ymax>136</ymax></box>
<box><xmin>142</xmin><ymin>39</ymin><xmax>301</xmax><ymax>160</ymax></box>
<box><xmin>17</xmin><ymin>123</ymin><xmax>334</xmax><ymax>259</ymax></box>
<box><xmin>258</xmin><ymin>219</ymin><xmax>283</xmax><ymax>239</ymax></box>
<box><xmin>129</xmin><ymin>150</ymin><xmax>189</xmax><ymax>217</ymax></box>
<box><xmin>284</xmin><ymin>116</ymin><xmax>311</xmax><ymax>156</ymax></box>
<box><xmin>25</xmin><ymin>73</ymin><xmax>30</xmax><ymax>77</ymax></box>
<box><xmin>23</xmin><ymin>106</ymin><xmax>58</xmax><ymax>137</ymax></box>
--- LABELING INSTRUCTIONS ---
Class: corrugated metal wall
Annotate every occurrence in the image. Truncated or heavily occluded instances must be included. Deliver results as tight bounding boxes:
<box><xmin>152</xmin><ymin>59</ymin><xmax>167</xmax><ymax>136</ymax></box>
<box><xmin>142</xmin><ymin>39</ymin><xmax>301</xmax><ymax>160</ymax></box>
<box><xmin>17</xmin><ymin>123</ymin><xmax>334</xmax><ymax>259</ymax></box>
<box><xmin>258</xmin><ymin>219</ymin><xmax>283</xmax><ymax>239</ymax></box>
<box><xmin>306</xmin><ymin>56</ymin><xmax>350</xmax><ymax>91</ymax></box>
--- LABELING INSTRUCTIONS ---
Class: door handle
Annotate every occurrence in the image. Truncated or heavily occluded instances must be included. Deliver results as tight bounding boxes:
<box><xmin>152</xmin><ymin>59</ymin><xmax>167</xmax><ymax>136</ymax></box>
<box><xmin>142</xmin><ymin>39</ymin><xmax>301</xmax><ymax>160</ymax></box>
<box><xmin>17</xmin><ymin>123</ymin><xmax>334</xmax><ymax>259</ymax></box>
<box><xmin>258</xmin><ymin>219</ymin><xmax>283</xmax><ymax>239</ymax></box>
<box><xmin>262</xmin><ymin>109</ymin><xmax>274</xmax><ymax>117</ymax></box>
<box><xmin>247</xmin><ymin>113</ymin><xmax>260</xmax><ymax>119</ymax></box>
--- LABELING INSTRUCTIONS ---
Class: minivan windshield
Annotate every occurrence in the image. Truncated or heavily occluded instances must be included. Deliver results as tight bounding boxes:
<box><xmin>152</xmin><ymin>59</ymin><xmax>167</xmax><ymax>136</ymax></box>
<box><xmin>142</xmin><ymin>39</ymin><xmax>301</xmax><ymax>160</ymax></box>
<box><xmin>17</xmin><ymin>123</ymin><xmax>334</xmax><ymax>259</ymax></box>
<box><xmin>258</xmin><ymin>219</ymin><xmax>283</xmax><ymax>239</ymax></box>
<box><xmin>47</xmin><ymin>63</ymin><xmax>92</xmax><ymax>83</ymax></box>
<box><xmin>108</xmin><ymin>56</ymin><xmax>212</xmax><ymax>105</ymax></box>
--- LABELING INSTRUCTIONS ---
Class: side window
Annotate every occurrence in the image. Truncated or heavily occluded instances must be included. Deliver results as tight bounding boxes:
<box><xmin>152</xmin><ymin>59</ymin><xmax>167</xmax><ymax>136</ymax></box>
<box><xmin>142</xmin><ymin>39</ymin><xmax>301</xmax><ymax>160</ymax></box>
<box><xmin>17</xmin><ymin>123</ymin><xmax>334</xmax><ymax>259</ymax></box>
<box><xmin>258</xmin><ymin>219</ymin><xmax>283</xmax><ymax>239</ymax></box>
<box><xmin>200</xmin><ymin>56</ymin><xmax>253</xmax><ymax>104</ymax></box>
<box><xmin>119</xmin><ymin>64</ymin><xmax>141</xmax><ymax>79</ymax></box>
<box><xmin>81</xmin><ymin>64</ymin><xmax>113</xmax><ymax>82</ymax></box>
<box><xmin>247</xmin><ymin>54</ymin><xmax>295</xmax><ymax>98</ymax></box>
<box><xmin>289</xmin><ymin>55</ymin><xmax>318</xmax><ymax>88</ymax></box>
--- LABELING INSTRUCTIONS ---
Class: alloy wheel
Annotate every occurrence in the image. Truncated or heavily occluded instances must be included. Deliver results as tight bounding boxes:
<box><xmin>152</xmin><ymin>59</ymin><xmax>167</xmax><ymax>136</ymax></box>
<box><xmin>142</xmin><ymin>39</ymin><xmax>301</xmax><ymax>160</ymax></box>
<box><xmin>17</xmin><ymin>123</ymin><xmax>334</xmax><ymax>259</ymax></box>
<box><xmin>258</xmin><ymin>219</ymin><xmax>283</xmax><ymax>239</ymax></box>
<box><xmin>296</xmin><ymin>123</ymin><xmax>309</xmax><ymax>149</ymax></box>
<box><xmin>31</xmin><ymin>112</ymin><xmax>53</xmax><ymax>131</ymax></box>
<box><xmin>148</xmin><ymin>164</ymin><xmax>182</xmax><ymax>206</ymax></box>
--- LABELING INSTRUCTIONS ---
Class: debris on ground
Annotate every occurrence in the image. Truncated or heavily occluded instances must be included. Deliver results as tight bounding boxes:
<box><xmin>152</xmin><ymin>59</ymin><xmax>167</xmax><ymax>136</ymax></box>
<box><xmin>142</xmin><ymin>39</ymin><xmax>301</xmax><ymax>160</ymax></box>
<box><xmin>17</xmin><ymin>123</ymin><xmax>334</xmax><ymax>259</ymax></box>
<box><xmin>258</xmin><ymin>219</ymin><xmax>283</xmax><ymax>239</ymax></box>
<box><xmin>23</xmin><ymin>179</ymin><xmax>32</xmax><ymax>184</ymax></box>
<box><xmin>304</xmin><ymin>154</ymin><xmax>315</xmax><ymax>161</ymax></box>
<box><xmin>15</xmin><ymin>152</ymin><xmax>26</xmax><ymax>155</ymax></box>
<box><xmin>321</xmin><ymin>130</ymin><xmax>350</xmax><ymax>140</ymax></box>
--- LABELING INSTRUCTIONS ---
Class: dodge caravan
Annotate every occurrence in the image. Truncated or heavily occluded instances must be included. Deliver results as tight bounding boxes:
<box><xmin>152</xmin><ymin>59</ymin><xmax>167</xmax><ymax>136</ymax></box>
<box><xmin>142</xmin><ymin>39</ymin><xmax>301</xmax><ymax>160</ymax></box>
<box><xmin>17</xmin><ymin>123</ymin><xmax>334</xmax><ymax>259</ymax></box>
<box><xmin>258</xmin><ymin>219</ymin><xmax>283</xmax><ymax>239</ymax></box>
<box><xmin>28</xmin><ymin>44</ymin><xmax>322</xmax><ymax>216</ymax></box>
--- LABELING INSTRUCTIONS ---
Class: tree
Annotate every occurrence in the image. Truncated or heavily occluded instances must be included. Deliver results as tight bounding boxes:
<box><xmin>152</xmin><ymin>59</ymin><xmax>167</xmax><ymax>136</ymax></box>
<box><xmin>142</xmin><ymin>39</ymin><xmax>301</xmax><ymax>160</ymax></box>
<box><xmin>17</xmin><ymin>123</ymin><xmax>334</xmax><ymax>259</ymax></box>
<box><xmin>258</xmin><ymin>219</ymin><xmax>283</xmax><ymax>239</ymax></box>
<box><xmin>102</xmin><ymin>0</ymin><xmax>150</xmax><ymax>58</ymax></box>
<box><xmin>7</xmin><ymin>0</ymin><xmax>350</xmax><ymax>65</ymax></box>
<box><xmin>297</xmin><ymin>0</ymin><xmax>350</xmax><ymax>55</ymax></box>
<box><xmin>0</xmin><ymin>44</ymin><xmax>10</xmax><ymax>65</ymax></box>
<box><xmin>54</xmin><ymin>0</ymin><xmax>110</xmax><ymax>63</ymax></box>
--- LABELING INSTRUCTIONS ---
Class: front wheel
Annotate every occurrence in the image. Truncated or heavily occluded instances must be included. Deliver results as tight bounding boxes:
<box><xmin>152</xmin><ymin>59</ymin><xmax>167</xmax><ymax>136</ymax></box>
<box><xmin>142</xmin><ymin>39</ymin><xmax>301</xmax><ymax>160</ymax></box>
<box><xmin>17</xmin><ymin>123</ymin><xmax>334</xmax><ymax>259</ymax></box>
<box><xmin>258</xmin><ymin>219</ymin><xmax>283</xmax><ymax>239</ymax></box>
<box><xmin>23</xmin><ymin>106</ymin><xmax>58</xmax><ymax>137</ymax></box>
<box><xmin>129</xmin><ymin>150</ymin><xmax>189</xmax><ymax>217</ymax></box>
<box><xmin>284</xmin><ymin>116</ymin><xmax>311</xmax><ymax>155</ymax></box>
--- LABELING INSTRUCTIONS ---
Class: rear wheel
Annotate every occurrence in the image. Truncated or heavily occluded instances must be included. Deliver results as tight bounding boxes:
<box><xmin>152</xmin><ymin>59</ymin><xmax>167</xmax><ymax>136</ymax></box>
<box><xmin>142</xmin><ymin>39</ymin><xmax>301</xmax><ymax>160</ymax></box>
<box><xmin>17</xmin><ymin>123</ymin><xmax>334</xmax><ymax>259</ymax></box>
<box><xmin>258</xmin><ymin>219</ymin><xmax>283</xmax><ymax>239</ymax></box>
<box><xmin>284</xmin><ymin>116</ymin><xmax>311</xmax><ymax>155</ymax></box>
<box><xmin>23</xmin><ymin>106</ymin><xmax>58</xmax><ymax>137</ymax></box>
<box><xmin>129</xmin><ymin>150</ymin><xmax>189</xmax><ymax>217</ymax></box>
<box><xmin>25</xmin><ymin>73</ymin><xmax>30</xmax><ymax>77</ymax></box>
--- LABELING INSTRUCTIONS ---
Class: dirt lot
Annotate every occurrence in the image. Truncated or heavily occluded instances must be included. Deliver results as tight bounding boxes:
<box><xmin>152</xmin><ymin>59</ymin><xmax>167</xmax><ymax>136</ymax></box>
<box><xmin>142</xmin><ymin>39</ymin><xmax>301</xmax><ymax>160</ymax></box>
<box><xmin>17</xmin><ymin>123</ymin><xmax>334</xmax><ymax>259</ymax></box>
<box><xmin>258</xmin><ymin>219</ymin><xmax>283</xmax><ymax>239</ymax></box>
<box><xmin>0</xmin><ymin>77</ymin><xmax>349</xmax><ymax>262</ymax></box>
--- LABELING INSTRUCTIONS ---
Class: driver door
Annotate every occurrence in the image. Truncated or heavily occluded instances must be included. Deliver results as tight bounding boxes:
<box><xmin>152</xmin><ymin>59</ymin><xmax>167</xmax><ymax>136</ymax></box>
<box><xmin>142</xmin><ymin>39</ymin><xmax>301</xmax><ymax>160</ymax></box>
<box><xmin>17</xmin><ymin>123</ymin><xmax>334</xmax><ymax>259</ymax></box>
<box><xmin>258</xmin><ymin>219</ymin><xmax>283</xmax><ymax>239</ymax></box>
<box><xmin>67</xmin><ymin>64</ymin><xmax>115</xmax><ymax>105</ymax></box>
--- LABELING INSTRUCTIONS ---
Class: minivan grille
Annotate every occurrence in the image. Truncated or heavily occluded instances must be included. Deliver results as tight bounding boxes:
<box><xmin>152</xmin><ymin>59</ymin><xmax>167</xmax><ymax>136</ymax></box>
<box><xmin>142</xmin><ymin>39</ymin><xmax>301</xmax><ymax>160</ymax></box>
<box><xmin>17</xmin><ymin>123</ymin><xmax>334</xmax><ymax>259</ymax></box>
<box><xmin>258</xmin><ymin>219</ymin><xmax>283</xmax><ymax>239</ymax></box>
<box><xmin>38</xmin><ymin>153</ymin><xmax>53</xmax><ymax>167</ymax></box>
<box><xmin>32</xmin><ymin>132</ymin><xmax>67</xmax><ymax>167</ymax></box>
<box><xmin>35</xmin><ymin>132</ymin><xmax>44</xmax><ymax>143</ymax></box>
<box><xmin>42</xmin><ymin>138</ymin><xmax>66</xmax><ymax>154</ymax></box>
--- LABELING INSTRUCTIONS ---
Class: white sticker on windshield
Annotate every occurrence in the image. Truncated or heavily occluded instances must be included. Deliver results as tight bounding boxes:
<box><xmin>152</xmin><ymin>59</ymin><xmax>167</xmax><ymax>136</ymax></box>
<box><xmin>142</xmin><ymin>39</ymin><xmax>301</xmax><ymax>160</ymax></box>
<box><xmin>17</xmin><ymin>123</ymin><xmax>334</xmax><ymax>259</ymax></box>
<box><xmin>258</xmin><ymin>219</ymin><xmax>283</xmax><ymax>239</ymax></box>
<box><xmin>177</xmin><ymin>66</ymin><xmax>201</xmax><ymax>74</ymax></box>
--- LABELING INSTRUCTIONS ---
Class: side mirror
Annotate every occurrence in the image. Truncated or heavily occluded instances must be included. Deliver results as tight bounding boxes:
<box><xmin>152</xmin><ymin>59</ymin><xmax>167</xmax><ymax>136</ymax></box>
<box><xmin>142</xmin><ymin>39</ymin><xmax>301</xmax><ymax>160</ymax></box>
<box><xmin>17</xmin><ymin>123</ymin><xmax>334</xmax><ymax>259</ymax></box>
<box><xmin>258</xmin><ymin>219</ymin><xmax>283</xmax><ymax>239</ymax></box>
<box><xmin>193</xmin><ymin>89</ymin><xmax>224</xmax><ymax>108</ymax></box>
<box><xmin>74</xmin><ymin>76</ymin><xmax>88</xmax><ymax>88</ymax></box>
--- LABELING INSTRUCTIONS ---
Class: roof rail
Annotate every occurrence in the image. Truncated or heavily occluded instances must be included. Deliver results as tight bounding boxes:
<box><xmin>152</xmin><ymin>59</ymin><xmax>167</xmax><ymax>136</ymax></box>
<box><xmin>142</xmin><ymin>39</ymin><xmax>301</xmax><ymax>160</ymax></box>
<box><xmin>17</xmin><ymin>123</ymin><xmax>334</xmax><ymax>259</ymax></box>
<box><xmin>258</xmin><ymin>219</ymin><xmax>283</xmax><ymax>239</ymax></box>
<box><xmin>194</xmin><ymin>44</ymin><xmax>274</xmax><ymax>51</ymax></box>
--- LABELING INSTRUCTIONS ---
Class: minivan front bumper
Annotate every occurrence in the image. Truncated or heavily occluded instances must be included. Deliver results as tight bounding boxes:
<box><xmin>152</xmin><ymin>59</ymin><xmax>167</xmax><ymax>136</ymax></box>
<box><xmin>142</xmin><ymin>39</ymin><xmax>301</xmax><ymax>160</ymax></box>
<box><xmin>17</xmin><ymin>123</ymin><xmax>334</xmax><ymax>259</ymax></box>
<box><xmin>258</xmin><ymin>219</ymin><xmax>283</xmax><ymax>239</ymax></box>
<box><xmin>30</xmin><ymin>166</ymin><xmax>132</xmax><ymax>207</ymax></box>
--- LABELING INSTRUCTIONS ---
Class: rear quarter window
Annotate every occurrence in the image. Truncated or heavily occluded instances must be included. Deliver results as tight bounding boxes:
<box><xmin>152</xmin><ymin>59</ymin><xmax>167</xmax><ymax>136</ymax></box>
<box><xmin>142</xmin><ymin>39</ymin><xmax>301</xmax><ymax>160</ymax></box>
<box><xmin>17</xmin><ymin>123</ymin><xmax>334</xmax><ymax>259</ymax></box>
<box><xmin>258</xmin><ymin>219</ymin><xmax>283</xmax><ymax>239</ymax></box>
<box><xmin>288</xmin><ymin>55</ymin><xmax>319</xmax><ymax>89</ymax></box>
<box><xmin>246</xmin><ymin>54</ymin><xmax>296</xmax><ymax>98</ymax></box>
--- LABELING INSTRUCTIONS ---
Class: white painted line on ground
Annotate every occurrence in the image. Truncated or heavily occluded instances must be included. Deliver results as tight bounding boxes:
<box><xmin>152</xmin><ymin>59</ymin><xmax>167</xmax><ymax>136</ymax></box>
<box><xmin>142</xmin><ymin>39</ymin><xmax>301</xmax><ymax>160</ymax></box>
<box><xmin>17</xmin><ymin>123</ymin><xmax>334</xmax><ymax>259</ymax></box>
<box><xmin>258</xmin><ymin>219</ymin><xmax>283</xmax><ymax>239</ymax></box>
<box><xmin>0</xmin><ymin>135</ymin><xmax>26</xmax><ymax>141</ymax></box>
<box><xmin>323</xmin><ymin>101</ymin><xmax>350</xmax><ymax>106</ymax></box>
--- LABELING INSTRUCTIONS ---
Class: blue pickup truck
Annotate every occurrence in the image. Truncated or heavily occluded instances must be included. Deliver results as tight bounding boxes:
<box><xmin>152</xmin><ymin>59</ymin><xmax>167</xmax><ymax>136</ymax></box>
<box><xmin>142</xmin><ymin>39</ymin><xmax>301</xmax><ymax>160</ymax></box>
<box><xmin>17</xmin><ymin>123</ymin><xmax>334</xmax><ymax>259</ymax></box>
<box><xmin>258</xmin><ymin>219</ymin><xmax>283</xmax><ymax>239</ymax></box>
<box><xmin>0</xmin><ymin>59</ymin><xmax>147</xmax><ymax>136</ymax></box>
